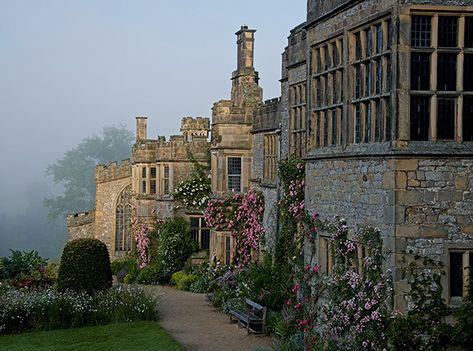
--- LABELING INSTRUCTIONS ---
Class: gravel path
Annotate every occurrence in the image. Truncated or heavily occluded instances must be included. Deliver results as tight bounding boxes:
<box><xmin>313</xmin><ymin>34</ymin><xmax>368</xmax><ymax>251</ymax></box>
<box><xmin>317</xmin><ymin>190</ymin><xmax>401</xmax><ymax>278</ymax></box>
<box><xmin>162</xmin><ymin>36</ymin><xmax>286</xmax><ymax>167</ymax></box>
<box><xmin>151</xmin><ymin>285</ymin><xmax>273</xmax><ymax>351</ymax></box>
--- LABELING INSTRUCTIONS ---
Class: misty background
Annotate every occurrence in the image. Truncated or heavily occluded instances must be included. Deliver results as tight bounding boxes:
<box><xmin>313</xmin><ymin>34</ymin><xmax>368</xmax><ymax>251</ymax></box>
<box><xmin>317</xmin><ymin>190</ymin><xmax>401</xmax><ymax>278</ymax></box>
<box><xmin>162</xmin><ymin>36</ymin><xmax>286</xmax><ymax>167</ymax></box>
<box><xmin>0</xmin><ymin>1</ymin><xmax>305</xmax><ymax>258</ymax></box>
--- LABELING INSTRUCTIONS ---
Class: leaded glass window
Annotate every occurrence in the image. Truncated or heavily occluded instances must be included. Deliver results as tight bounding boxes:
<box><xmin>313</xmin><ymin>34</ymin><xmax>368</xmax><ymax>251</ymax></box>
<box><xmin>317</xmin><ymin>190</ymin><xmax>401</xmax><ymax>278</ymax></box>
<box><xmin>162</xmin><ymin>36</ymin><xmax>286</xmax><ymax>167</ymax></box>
<box><xmin>115</xmin><ymin>185</ymin><xmax>132</xmax><ymax>254</ymax></box>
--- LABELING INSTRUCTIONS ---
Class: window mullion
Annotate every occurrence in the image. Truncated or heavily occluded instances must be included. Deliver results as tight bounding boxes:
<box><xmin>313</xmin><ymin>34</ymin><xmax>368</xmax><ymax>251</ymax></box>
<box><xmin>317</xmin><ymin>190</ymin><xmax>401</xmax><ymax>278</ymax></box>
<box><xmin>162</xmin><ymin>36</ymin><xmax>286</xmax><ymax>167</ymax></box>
<box><xmin>463</xmin><ymin>251</ymin><xmax>470</xmax><ymax>297</ymax></box>
<box><xmin>431</xmin><ymin>16</ymin><xmax>439</xmax><ymax>141</ymax></box>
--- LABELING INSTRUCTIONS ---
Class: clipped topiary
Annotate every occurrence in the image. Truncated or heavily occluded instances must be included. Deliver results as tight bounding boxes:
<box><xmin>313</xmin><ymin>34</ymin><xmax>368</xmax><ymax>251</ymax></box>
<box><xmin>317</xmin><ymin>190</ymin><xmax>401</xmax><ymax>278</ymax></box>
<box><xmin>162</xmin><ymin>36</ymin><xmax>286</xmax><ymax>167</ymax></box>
<box><xmin>57</xmin><ymin>238</ymin><xmax>112</xmax><ymax>294</ymax></box>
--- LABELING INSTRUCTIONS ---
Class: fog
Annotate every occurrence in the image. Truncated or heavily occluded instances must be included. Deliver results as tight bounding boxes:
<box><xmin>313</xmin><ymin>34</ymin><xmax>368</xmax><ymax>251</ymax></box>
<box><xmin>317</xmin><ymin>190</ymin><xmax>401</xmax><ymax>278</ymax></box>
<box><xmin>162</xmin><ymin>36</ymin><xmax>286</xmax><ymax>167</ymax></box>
<box><xmin>0</xmin><ymin>0</ymin><xmax>305</xmax><ymax>257</ymax></box>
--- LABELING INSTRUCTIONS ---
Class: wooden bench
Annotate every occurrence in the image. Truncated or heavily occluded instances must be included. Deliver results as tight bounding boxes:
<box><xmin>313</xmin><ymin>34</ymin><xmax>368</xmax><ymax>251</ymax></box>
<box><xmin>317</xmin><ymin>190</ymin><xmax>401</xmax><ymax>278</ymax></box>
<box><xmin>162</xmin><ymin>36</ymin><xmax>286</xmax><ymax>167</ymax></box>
<box><xmin>229</xmin><ymin>298</ymin><xmax>267</xmax><ymax>334</ymax></box>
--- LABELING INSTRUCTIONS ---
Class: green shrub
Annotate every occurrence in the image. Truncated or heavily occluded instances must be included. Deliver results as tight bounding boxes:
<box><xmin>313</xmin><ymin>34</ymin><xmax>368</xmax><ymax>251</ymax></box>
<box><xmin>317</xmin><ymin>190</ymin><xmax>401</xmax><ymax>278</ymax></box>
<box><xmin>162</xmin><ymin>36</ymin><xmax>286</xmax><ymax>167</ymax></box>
<box><xmin>155</xmin><ymin>218</ymin><xmax>197</xmax><ymax>275</ymax></box>
<box><xmin>2</xmin><ymin>250</ymin><xmax>47</xmax><ymax>279</ymax></box>
<box><xmin>177</xmin><ymin>274</ymin><xmax>198</xmax><ymax>291</ymax></box>
<box><xmin>453</xmin><ymin>301</ymin><xmax>473</xmax><ymax>349</ymax></box>
<box><xmin>238</xmin><ymin>259</ymin><xmax>291</xmax><ymax>311</ymax></box>
<box><xmin>189</xmin><ymin>274</ymin><xmax>211</xmax><ymax>293</ymax></box>
<box><xmin>136</xmin><ymin>265</ymin><xmax>159</xmax><ymax>284</ymax></box>
<box><xmin>57</xmin><ymin>239</ymin><xmax>112</xmax><ymax>294</ymax></box>
<box><xmin>111</xmin><ymin>255</ymin><xmax>138</xmax><ymax>283</ymax></box>
<box><xmin>170</xmin><ymin>271</ymin><xmax>186</xmax><ymax>286</ymax></box>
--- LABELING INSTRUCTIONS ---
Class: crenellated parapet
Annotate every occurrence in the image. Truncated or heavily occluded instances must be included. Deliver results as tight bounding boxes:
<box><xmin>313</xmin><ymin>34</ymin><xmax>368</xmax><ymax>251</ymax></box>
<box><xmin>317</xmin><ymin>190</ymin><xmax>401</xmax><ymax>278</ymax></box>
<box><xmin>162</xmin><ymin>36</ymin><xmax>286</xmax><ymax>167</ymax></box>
<box><xmin>155</xmin><ymin>134</ymin><xmax>209</xmax><ymax>161</ymax></box>
<box><xmin>132</xmin><ymin>140</ymin><xmax>158</xmax><ymax>163</ymax></box>
<box><xmin>180</xmin><ymin>117</ymin><xmax>210</xmax><ymax>140</ymax></box>
<box><xmin>253</xmin><ymin>98</ymin><xmax>281</xmax><ymax>133</ymax></box>
<box><xmin>96</xmin><ymin>159</ymin><xmax>132</xmax><ymax>183</ymax></box>
<box><xmin>66</xmin><ymin>210</ymin><xmax>95</xmax><ymax>227</ymax></box>
<box><xmin>211</xmin><ymin>100</ymin><xmax>250</xmax><ymax>125</ymax></box>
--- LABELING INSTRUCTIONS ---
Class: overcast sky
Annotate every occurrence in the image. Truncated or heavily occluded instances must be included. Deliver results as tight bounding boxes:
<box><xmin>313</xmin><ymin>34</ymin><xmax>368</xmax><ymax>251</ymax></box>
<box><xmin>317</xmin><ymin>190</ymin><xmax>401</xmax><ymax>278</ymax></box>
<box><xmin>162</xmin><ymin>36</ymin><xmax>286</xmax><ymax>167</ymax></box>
<box><xmin>0</xmin><ymin>0</ymin><xmax>306</xmax><ymax>216</ymax></box>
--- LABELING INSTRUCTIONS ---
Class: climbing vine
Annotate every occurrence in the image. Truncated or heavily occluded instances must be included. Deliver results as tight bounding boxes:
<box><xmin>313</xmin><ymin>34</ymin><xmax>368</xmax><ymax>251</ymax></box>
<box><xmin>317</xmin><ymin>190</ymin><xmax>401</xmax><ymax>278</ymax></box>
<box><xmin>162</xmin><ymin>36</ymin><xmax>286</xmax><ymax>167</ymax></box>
<box><xmin>131</xmin><ymin>206</ymin><xmax>150</xmax><ymax>269</ymax></box>
<box><xmin>204</xmin><ymin>188</ymin><xmax>264</xmax><ymax>267</ymax></box>
<box><xmin>173</xmin><ymin>147</ymin><xmax>211</xmax><ymax>210</ymax></box>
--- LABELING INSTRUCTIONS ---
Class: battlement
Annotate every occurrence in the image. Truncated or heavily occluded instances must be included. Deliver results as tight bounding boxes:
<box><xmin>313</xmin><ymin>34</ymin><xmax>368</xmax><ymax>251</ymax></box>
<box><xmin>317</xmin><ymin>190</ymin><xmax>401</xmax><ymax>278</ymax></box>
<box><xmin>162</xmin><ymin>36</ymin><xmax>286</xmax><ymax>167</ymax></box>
<box><xmin>253</xmin><ymin>98</ymin><xmax>281</xmax><ymax>132</ymax></box>
<box><xmin>67</xmin><ymin>210</ymin><xmax>95</xmax><ymax>227</ymax></box>
<box><xmin>96</xmin><ymin>159</ymin><xmax>132</xmax><ymax>183</ymax></box>
<box><xmin>156</xmin><ymin>134</ymin><xmax>209</xmax><ymax>161</ymax></box>
<box><xmin>180</xmin><ymin>117</ymin><xmax>210</xmax><ymax>139</ymax></box>
<box><xmin>212</xmin><ymin>100</ymin><xmax>252</xmax><ymax>125</ymax></box>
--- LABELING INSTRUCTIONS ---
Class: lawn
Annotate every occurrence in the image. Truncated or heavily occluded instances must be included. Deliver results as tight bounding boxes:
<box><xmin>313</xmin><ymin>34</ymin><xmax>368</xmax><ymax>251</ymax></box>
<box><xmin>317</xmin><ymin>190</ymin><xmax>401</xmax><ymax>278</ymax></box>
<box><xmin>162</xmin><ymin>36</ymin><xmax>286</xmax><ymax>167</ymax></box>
<box><xmin>0</xmin><ymin>321</ymin><xmax>185</xmax><ymax>351</ymax></box>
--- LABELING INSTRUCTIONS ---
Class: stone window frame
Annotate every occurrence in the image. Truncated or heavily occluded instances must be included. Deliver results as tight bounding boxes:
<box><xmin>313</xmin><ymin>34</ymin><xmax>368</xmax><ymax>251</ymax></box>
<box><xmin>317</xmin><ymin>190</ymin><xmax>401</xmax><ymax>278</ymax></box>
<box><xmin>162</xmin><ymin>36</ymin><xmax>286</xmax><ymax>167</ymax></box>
<box><xmin>190</xmin><ymin>216</ymin><xmax>210</xmax><ymax>250</ymax></box>
<box><xmin>318</xmin><ymin>235</ymin><xmax>334</xmax><ymax>275</ymax></box>
<box><xmin>349</xmin><ymin>16</ymin><xmax>393</xmax><ymax>144</ymax></box>
<box><xmin>225</xmin><ymin>236</ymin><xmax>232</xmax><ymax>265</ymax></box>
<box><xmin>135</xmin><ymin>164</ymin><xmax>159</xmax><ymax>196</ymax></box>
<box><xmin>162</xmin><ymin>164</ymin><xmax>170</xmax><ymax>195</ymax></box>
<box><xmin>141</xmin><ymin>166</ymin><xmax>147</xmax><ymax>193</ymax></box>
<box><xmin>263</xmin><ymin>133</ymin><xmax>278</xmax><ymax>182</ymax></box>
<box><xmin>114</xmin><ymin>185</ymin><xmax>132</xmax><ymax>256</ymax></box>
<box><xmin>448</xmin><ymin>248</ymin><xmax>472</xmax><ymax>303</ymax></box>
<box><xmin>226</xmin><ymin>156</ymin><xmax>242</xmax><ymax>192</ymax></box>
<box><xmin>289</xmin><ymin>82</ymin><xmax>307</xmax><ymax>157</ymax></box>
<box><xmin>409</xmin><ymin>12</ymin><xmax>473</xmax><ymax>142</ymax></box>
<box><xmin>311</xmin><ymin>36</ymin><xmax>344</xmax><ymax>148</ymax></box>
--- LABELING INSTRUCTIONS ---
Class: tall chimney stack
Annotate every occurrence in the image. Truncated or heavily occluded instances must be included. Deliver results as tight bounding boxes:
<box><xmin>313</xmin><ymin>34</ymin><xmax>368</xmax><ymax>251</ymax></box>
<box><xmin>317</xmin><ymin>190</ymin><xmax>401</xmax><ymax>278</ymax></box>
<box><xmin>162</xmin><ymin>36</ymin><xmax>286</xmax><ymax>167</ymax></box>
<box><xmin>136</xmin><ymin>116</ymin><xmax>147</xmax><ymax>141</ymax></box>
<box><xmin>236</xmin><ymin>25</ymin><xmax>256</xmax><ymax>71</ymax></box>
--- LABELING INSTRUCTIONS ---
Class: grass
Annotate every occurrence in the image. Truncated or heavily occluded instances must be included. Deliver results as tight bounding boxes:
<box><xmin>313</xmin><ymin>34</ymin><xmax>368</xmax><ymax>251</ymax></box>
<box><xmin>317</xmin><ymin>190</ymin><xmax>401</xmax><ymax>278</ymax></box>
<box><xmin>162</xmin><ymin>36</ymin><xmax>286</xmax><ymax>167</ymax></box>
<box><xmin>0</xmin><ymin>321</ymin><xmax>185</xmax><ymax>351</ymax></box>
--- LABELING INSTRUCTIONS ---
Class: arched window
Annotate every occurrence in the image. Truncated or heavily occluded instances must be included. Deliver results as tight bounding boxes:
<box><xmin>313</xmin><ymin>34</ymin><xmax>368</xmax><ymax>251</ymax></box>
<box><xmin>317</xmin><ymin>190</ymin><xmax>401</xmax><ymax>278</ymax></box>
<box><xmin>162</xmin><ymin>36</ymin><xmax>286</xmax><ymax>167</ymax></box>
<box><xmin>115</xmin><ymin>185</ymin><xmax>132</xmax><ymax>255</ymax></box>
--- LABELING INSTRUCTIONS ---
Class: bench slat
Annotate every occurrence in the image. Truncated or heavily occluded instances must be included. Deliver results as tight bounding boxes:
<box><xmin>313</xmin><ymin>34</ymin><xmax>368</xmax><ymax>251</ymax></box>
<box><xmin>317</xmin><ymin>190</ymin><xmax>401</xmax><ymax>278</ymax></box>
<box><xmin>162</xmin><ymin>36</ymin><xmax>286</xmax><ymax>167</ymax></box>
<box><xmin>229</xmin><ymin>298</ymin><xmax>266</xmax><ymax>334</ymax></box>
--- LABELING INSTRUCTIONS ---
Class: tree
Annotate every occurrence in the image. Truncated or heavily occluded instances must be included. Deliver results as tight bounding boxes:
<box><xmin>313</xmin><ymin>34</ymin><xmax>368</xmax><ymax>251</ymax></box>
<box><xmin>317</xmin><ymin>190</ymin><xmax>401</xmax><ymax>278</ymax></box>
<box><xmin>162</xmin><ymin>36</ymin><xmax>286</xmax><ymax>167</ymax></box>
<box><xmin>44</xmin><ymin>126</ymin><xmax>133</xmax><ymax>220</ymax></box>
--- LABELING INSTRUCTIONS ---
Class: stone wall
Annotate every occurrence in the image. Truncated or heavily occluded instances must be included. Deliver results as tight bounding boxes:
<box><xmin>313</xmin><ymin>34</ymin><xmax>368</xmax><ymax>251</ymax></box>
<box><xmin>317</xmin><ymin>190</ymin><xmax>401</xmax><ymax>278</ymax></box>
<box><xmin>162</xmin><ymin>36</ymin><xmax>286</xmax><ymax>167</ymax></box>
<box><xmin>305</xmin><ymin>157</ymin><xmax>394</xmax><ymax>236</ymax></box>
<box><xmin>96</xmin><ymin>159</ymin><xmax>132</xmax><ymax>183</ymax></box>
<box><xmin>66</xmin><ymin>211</ymin><xmax>95</xmax><ymax>241</ymax></box>
<box><xmin>251</xmin><ymin>97</ymin><xmax>281</xmax><ymax>254</ymax></box>
<box><xmin>306</xmin><ymin>154</ymin><xmax>473</xmax><ymax>308</ymax></box>
<box><xmin>394</xmin><ymin>157</ymin><xmax>473</xmax><ymax>306</ymax></box>
<box><xmin>95</xmin><ymin>173</ymin><xmax>131</xmax><ymax>257</ymax></box>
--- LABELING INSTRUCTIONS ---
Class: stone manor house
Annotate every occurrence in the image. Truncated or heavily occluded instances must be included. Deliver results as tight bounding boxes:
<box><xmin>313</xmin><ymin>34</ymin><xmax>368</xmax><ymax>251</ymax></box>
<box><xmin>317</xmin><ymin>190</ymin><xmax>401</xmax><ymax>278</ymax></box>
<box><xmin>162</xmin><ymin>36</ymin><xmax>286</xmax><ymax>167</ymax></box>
<box><xmin>68</xmin><ymin>0</ymin><xmax>473</xmax><ymax>309</ymax></box>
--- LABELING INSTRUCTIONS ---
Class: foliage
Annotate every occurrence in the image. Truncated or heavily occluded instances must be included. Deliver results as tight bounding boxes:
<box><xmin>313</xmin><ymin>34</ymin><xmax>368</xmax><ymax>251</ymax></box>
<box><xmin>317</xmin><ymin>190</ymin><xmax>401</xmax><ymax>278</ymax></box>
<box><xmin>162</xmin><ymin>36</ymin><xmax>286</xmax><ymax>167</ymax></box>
<box><xmin>170</xmin><ymin>270</ymin><xmax>199</xmax><ymax>291</ymax></box>
<box><xmin>0</xmin><ymin>284</ymin><xmax>158</xmax><ymax>334</ymax></box>
<box><xmin>0</xmin><ymin>250</ymin><xmax>55</xmax><ymax>289</ymax></box>
<box><xmin>189</xmin><ymin>273</ymin><xmax>212</xmax><ymax>293</ymax></box>
<box><xmin>238</xmin><ymin>256</ymin><xmax>292</xmax><ymax>312</ymax></box>
<box><xmin>453</xmin><ymin>300</ymin><xmax>473</xmax><ymax>349</ymax></box>
<box><xmin>170</xmin><ymin>271</ymin><xmax>186</xmax><ymax>286</ymax></box>
<box><xmin>318</xmin><ymin>223</ymin><xmax>392</xmax><ymax>350</ymax></box>
<box><xmin>2</xmin><ymin>249</ymin><xmax>47</xmax><ymax>279</ymax></box>
<box><xmin>135</xmin><ymin>265</ymin><xmax>160</xmax><ymax>285</ymax></box>
<box><xmin>110</xmin><ymin>255</ymin><xmax>138</xmax><ymax>283</ymax></box>
<box><xmin>44</xmin><ymin>126</ymin><xmax>134</xmax><ymax>220</ymax></box>
<box><xmin>205</xmin><ymin>188</ymin><xmax>265</xmax><ymax>267</ymax></box>
<box><xmin>0</xmin><ymin>321</ymin><xmax>185</xmax><ymax>351</ymax></box>
<box><xmin>177</xmin><ymin>274</ymin><xmax>198</xmax><ymax>291</ymax></box>
<box><xmin>131</xmin><ymin>214</ymin><xmax>150</xmax><ymax>269</ymax></box>
<box><xmin>387</xmin><ymin>253</ymin><xmax>452</xmax><ymax>350</ymax></box>
<box><xmin>57</xmin><ymin>239</ymin><xmax>112</xmax><ymax>294</ymax></box>
<box><xmin>154</xmin><ymin>218</ymin><xmax>197</xmax><ymax>276</ymax></box>
<box><xmin>173</xmin><ymin>148</ymin><xmax>211</xmax><ymax>210</ymax></box>
<box><xmin>275</xmin><ymin>157</ymin><xmax>308</xmax><ymax>268</ymax></box>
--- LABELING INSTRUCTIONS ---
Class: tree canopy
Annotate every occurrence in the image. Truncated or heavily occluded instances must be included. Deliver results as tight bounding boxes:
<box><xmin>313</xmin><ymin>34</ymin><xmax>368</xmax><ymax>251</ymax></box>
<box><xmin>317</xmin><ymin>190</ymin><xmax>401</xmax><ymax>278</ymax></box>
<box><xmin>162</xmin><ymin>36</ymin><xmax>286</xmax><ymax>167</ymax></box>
<box><xmin>44</xmin><ymin>126</ymin><xmax>134</xmax><ymax>220</ymax></box>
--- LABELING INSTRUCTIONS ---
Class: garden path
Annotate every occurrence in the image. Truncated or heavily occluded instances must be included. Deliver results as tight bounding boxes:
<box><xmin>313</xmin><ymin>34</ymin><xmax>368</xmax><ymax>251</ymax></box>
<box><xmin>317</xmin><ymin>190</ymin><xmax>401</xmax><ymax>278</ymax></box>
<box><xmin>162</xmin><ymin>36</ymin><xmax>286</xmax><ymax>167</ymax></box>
<box><xmin>149</xmin><ymin>285</ymin><xmax>273</xmax><ymax>351</ymax></box>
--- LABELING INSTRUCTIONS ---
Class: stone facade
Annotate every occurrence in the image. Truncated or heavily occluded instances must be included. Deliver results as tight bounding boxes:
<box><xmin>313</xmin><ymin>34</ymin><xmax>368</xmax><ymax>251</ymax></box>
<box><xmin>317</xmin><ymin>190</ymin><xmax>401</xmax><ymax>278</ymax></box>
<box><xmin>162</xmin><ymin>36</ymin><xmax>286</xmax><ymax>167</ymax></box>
<box><xmin>251</xmin><ymin>98</ymin><xmax>282</xmax><ymax>253</ymax></box>
<box><xmin>94</xmin><ymin>160</ymin><xmax>132</xmax><ymax>255</ymax></box>
<box><xmin>66</xmin><ymin>211</ymin><xmax>95</xmax><ymax>241</ymax></box>
<box><xmin>300</xmin><ymin>0</ymin><xmax>473</xmax><ymax>308</ymax></box>
<box><xmin>66</xmin><ymin>1</ymin><xmax>473</xmax><ymax>306</ymax></box>
<box><xmin>68</xmin><ymin>117</ymin><xmax>210</xmax><ymax>260</ymax></box>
